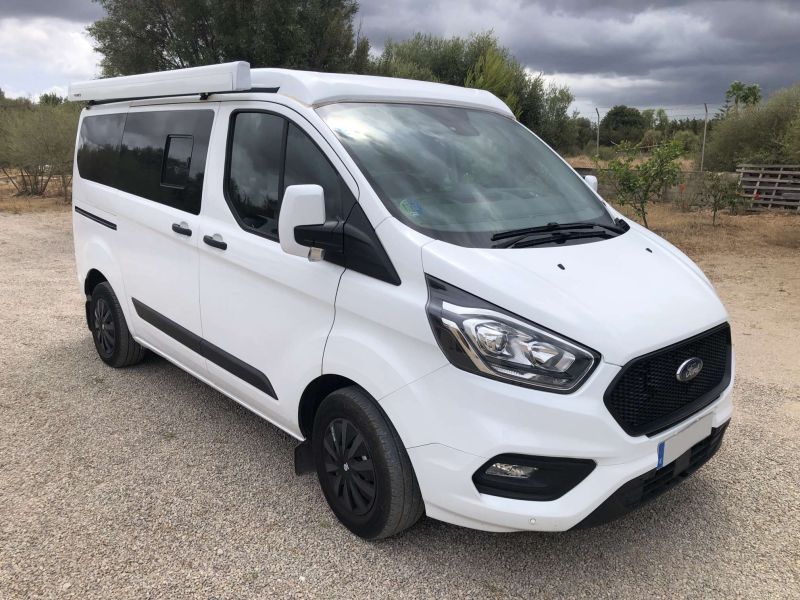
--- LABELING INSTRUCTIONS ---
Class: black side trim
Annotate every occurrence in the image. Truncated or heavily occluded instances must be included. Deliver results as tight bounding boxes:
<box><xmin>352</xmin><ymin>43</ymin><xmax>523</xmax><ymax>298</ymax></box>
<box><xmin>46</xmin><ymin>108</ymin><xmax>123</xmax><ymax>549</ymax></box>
<box><xmin>573</xmin><ymin>420</ymin><xmax>729</xmax><ymax>529</ymax></box>
<box><xmin>131</xmin><ymin>298</ymin><xmax>276</xmax><ymax>399</ymax></box>
<box><xmin>75</xmin><ymin>205</ymin><xmax>117</xmax><ymax>230</ymax></box>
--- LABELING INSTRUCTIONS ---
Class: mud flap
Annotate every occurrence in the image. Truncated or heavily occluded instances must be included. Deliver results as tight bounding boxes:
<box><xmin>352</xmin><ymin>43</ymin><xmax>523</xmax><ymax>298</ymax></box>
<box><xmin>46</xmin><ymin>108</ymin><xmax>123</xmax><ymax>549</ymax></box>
<box><xmin>294</xmin><ymin>440</ymin><xmax>314</xmax><ymax>475</ymax></box>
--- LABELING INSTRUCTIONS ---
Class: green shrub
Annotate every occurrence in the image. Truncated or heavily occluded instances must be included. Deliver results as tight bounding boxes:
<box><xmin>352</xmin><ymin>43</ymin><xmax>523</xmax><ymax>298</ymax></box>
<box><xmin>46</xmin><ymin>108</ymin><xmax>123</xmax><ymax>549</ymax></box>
<box><xmin>601</xmin><ymin>141</ymin><xmax>683</xmax><ymax>228</ymax></box>
<box><xmin>704</xmin><ymin>83</ymin><xmax>800</xmax><ymax>170</ymax></box>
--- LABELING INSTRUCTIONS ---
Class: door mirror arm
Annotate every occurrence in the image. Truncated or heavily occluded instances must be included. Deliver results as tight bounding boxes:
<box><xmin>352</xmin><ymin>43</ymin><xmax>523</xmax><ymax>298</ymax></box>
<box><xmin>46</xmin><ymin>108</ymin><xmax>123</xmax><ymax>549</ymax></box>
<box><xmin>294</xmin><ymin>221</ymin><xmax>345</xmax><ymax>255</ymax></box>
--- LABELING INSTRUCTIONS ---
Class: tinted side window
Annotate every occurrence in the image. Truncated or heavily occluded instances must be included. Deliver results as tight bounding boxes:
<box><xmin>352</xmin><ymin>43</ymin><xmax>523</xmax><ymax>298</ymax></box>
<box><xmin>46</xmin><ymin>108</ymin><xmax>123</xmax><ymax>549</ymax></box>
<box><xmin>227</xmin><ymin>112</ymin><xmax>286</xmax><ymax>238</ymax></box>
<box><xmin>117</xmin><ymin>110</ymin><xmax>213</xmax><ymax>214</ymax></box>
<box><xmin>76</xmin><ymin>113</ymin><xmax>126</xmax><ymax>186</ymax></box>
<box><xmin>284</xmin><ymin>123</ymin><xmax>347</xmax><ymax>220</ymax></box>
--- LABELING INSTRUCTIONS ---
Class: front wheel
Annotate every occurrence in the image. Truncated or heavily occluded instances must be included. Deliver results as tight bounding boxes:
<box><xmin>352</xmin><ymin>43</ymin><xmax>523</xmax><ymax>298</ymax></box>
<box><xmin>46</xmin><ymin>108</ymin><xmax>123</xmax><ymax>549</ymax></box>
<box><xmin>312</xmin><ymin>386</ymin><xmax>424</xmax><ymax>539</ymax></box>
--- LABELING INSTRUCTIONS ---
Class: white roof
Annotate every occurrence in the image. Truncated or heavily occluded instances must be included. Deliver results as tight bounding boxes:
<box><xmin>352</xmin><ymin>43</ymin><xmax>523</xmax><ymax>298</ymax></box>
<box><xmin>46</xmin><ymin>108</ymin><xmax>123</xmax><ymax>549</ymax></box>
<box><xmin>68</xmin><ymin>62</ymin><xmax>514</xmax><ymax>117</ymax></box>
<box><xmin>251</xmin><ymin>68</ymin><xmax>514</xmax><ymax>117</ymax></box>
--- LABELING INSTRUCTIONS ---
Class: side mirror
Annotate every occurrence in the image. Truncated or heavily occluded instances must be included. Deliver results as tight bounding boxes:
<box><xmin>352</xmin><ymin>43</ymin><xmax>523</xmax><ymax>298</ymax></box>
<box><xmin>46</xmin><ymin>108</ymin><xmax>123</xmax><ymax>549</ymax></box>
<box><xmin>584</xmin><ymin>175</ymin><xmax>598</xmax><ymax>193</ymax></box>
<box><xmin>279</xmin><ymin>184</ymin><xmax>326</xmax><ymax>259</ymax></box>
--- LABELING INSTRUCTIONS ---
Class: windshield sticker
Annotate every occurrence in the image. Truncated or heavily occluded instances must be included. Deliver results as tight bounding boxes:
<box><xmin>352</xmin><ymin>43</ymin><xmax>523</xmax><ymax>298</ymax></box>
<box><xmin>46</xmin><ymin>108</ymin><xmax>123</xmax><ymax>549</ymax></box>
<box><xmin>399</xmin><ymin>198</ymin><xmax>423</xmax><ymax>218</ymax></box>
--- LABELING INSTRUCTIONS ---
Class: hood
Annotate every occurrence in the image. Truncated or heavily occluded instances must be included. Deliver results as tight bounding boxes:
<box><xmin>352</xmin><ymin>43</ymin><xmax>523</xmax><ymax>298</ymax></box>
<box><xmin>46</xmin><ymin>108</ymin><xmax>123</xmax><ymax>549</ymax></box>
<box><xmin>421</xmin><ymin>227</ymin><xmax>728</xmax><ymax>366</ymax></box>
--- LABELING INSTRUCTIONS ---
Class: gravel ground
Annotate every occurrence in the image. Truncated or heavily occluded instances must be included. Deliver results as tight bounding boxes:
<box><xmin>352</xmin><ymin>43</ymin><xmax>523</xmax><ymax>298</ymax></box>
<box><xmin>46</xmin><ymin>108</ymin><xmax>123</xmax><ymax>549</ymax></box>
<box><xmin>1</xmin><ymin>211</ymin><xmax>799</xmax><ymax>599</ymax></box>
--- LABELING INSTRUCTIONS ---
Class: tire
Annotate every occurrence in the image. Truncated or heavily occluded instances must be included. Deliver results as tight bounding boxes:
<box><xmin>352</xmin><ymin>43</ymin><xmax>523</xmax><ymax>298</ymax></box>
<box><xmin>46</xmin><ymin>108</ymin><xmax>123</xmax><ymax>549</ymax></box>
<box><xmin>312</xmin><ymin>386</ymin><xmax>424</xmax><ymax>539</ymax></box>
<box><xmin>89</xmin><ymin>282</ymin><xmax>147</xmax><ymax>368</ymax></box>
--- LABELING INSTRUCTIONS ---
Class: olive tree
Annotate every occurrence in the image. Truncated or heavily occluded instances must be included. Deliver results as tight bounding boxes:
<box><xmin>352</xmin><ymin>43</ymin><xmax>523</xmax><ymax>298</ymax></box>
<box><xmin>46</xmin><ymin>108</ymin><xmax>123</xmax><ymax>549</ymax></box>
<box><xmin>0</xmin><ymin>102</ymin><xmax>80</xmax><ymax>199</ymax></box>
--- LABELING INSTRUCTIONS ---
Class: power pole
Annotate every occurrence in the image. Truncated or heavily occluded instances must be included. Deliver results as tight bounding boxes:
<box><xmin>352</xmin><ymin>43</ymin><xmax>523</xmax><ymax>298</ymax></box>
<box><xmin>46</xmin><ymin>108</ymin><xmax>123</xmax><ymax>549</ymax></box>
<box><xmin>700</xmin><ymin>102</ymin><xmax>709</xmax><ymax>172</ymax></box>
<box><xmin>595</xmin><ymin>107</ymin><xmax>600</xmax><ymax>156</ymax></box>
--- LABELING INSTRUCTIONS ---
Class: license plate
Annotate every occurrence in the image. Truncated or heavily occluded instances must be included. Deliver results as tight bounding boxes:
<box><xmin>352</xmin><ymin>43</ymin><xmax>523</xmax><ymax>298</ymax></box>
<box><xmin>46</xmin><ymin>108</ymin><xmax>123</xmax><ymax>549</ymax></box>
<box><xmin>657</xmin><ymin>413</ymin><xmax>713</xmax><ymax>469</ymax></box>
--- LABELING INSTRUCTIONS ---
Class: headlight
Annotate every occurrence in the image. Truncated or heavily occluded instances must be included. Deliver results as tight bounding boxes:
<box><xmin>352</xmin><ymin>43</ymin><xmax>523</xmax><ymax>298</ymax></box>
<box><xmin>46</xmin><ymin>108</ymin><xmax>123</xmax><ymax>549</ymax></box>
<box><xmin>426</xmin><ymin>276</ymin><xmax>599</xmax><ymax>392</ymax></box>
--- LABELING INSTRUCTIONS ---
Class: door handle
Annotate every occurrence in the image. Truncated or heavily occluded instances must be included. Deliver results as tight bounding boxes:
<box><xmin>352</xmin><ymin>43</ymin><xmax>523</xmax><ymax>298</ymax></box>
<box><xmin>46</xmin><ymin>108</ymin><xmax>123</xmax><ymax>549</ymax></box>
<box><xmin>203</xmin><ymin>234</ymin><xmax>228</xmax><ymax>250</ymax></box>
<box><xmin>171</xmin><ymin>222</ymin><xmax>192</xmax><ymax>236</ymax></box>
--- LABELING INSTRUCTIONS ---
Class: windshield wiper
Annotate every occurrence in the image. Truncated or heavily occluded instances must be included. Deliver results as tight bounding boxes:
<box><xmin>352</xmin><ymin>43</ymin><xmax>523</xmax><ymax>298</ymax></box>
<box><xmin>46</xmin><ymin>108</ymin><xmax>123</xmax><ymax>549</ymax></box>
<box><xmin>491</xmin><ymin>219</ymin><xmax>628</xmax><ymax>248</ymax></box>
<box><xmin>504</xmin><ymin>230</ymin><xmax>615</xmax><ymax>249</ymax></box>
<box><xmin>491</xmin><ymin>220</ymin><xmax>626</xmax><ymax>242</ymax></box>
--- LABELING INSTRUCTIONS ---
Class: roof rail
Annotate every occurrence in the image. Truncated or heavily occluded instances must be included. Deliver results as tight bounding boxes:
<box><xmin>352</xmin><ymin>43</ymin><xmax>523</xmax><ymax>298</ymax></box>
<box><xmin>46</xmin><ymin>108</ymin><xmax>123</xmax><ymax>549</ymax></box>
<box><xmin>68</xmin><ymin>61</ymin><xmax>252</xmax><ymax>103</ymax></box>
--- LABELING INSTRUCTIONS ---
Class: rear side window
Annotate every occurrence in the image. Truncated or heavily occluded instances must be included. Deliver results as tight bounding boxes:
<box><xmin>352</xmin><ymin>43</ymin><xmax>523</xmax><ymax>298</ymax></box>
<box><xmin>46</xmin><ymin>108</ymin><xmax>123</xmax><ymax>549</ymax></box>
<box><xmin>76</xmin><ymin>113</ymin><xmax>126</xmax><ymax>187</ymax></box>
<box><xmin>117</xmin><ymin>110</ymin><xmax>213</xmax><ymax>214</ymax></box>
<box><xmin>225</xmin><ymin>112</ymin><xmax>350</xmax><ymax>240</ymax></box>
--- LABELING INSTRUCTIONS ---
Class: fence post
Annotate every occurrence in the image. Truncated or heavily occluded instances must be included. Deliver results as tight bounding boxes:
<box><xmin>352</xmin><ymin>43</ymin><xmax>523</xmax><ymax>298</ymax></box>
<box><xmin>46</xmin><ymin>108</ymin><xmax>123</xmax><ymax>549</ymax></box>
<box><xmin>700</xmin><ymin>102</ymin><xmax>708</xmax><ymax>172</ymax></box>
<box><xmin>595</xmin><ymin>107</ymin><xmax>600</xmax><ymax>157</ymax></box>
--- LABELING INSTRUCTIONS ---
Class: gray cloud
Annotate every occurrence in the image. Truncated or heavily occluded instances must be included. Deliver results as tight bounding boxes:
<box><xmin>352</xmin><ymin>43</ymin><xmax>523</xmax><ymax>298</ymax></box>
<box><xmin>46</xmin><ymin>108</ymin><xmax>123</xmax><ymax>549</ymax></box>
<box><xmin>358</xmin><ymin>0</ymin><xmax>800</xmax><ymax>115</ymax></box>
<box><xmin>0</xmin><ymin>0</ymin><xmax>104</xmax><ymax>22</ymax></box>
<box><xmin>2</xmin><ymin>0</ymin><xmax>798</xmax><ymax>116</ymax></box>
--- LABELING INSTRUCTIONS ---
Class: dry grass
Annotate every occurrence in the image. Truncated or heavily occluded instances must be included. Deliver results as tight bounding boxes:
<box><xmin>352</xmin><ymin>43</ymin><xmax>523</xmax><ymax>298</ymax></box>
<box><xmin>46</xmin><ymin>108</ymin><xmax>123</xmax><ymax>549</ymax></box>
<box><xmin>567</xmin><ymin>154</ymin><xmax>696</xmax><ymax>171</ymax></box>
<box><xmin>0</xmin><ymin>178</ymin><xmax>70</xmax><ymax>214</ymax></box>
<box><xmin>616</xmin><ymin>202</ymin><xmax>800</xmax><ymax>258</ymax></box>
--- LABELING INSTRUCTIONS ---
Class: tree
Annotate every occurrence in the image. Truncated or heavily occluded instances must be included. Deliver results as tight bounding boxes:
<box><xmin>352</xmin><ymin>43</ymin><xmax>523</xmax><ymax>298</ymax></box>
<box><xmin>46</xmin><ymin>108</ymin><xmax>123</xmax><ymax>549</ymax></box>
<box><xmin>699</xmin><ymin>172</ymin><xmax>739</xmax><ymax>225</ymax></box>
<box><xmin>725</xmin><ymin>80</ymin><xmax>761</xmax><ymax>113</ymax></box>
<box><xmin>601</xmin><ymin>140</ymin><xmax>683</xmax><ymax>228</ymax></box>
<box><xmin>705</xmin><ymin>83</ymin><xmax>800</xmax><ymax>170</ymax></box>
<box><xmin>0</xmin><ymin>103</ymin><xmax>80</xmax><ymax>198</ymax></box>
<box><xmin>599</xmin><ymin>105</ymin><xmax>646</xmax><ymax>146</ymax></box>
<box><xmin>87</xmin><ymin>0</ymin><xmax>364</xmax><ymax>75</ymax></box>
<box><xmin>38</xmin><ymin>92</ymin><xmax>65</xmax><ymax>106</ymax></box>
<box><xmin>465</xmin><ymin>47</ymin><xmax>521</xmax><ymax>117</ymax></box>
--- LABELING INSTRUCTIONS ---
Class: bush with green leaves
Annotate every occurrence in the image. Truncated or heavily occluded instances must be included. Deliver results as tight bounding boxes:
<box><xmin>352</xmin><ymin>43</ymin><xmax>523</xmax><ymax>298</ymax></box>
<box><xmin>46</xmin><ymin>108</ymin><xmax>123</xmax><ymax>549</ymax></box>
<box><xmin>704</xmin><ymin>83</ymin><xmax>800</xmax><ymax>170</ymax></box>
<box><xmin>601</xmin><ymin>140</ymin><xmax>683</xmax><ymax>228</ymax></box>
<box><xmin>698</xmin><ymin>172</ymin><xmax>740</xmax><ymax>224</ymax></box>
<box><xmin>0</xmin><ymin>100</ymin><xmax>80</xmax><ymax>199</ymax></box>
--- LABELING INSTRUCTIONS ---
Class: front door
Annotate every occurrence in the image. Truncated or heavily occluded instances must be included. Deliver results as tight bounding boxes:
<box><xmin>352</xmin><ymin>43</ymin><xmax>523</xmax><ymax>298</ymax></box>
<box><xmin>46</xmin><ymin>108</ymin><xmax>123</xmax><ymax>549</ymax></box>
<box><xmin>196</xmin><ymin>103</ymin><xmax>353</xmax><ymax>434</ymax></box>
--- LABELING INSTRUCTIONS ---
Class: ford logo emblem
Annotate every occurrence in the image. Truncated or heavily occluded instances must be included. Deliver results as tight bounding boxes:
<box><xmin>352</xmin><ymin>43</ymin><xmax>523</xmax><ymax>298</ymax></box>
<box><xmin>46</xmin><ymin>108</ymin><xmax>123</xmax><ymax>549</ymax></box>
<box><xmin>676</xmin><ymin>357</ymin><xmax>704</xmax><ymax>382</ymax></box>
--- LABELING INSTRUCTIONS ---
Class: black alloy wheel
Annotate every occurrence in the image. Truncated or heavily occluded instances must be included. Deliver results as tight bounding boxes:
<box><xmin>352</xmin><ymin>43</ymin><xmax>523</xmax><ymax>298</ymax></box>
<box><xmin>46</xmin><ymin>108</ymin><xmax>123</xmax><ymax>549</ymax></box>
<box><xmin>312</xmin><ymin>386</ymin><xmax>424</xmax><ymax>539</ymax></box>
<box><xmin>322</xmin><ymin>418</ymin><xmax>377</xmax><ymax>516</ymax></box>
<box><xmin>93</xmin><ymin>297</ymin><xmax>116</xmax><ymax>358</ymax></box>
<box><xmin>89</xmin><ymin>282</ymin><xmax>147</xmax><ymax>368</ymax></box>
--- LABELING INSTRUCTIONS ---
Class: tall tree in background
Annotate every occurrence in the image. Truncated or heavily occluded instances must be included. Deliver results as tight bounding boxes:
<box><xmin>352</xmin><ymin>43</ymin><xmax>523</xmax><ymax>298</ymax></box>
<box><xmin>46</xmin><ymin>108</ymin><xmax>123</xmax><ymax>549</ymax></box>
<box><xmin>88</xmin><ymin>0</ymin><xmax>365</xmax><ymax>75</ymax></box>
<box><xmin>600</xmin><ymin>105</ymin><xmax>646</xmax><ymax>146</ymax></box>
<box><xmin>725</xmin><ymin>81</ymin><xmax>761</xmax><ymax>113</ymax></box>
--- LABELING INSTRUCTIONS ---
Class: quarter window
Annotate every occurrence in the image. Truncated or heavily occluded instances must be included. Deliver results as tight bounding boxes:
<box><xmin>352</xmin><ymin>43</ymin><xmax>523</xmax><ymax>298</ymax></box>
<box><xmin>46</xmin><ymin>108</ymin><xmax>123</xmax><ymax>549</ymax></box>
<box><xmin>76</xmin><ymin>113</ymin><xmax>126</xmax><ymax>187</ymax></box>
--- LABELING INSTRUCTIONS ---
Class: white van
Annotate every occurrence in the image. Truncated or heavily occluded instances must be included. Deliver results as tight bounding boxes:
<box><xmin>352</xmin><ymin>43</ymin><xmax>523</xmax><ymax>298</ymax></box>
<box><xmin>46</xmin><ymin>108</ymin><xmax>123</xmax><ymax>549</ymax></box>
<box><xmin>68</xmin><ymin>62</ymin><xmax>733</xmax><ymax>538</ymax></box>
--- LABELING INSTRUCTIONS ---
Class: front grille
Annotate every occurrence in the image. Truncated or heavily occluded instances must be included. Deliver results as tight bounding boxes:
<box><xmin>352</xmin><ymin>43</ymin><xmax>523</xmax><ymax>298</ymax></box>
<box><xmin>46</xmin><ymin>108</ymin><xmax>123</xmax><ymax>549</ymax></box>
<box><xmin>574</xmin><ymin>421</ymin><xmax>729</xmax><ymax>529</ymax></box>
<box><xmin>605</xmin><ymin>324</ymin><xmax>732</xmax><ymax>436</ymax></box>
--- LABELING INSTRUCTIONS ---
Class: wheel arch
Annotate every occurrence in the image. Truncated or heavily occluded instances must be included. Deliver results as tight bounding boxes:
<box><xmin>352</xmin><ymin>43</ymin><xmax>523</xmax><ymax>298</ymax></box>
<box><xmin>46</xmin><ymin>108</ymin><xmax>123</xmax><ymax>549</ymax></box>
<box><xmin>297</xmin><ymin>374</ymin><xmax>359</xmax><ymax>438</ymax></box>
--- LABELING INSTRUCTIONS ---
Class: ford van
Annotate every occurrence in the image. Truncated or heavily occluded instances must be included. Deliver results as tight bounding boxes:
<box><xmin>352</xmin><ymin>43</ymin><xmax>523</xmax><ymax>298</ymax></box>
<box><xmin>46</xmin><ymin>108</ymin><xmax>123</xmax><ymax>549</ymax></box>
<box><xmin>68</xmin><ymin>62</ymin><xmax>733</xmax><ymax>539</ymax></box>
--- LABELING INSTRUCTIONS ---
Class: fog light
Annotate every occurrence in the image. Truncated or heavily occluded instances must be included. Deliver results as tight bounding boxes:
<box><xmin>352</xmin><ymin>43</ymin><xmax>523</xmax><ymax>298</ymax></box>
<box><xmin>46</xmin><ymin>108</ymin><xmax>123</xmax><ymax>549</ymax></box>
<box><xmin>485</xmin><ymin>462</ymin><xmax>537</xmax><ymax>478</ymax></box>
<box><xmin>473</xmin><ymin>454</ymin><xmax>596</xmax><ymax>501</ymax></box>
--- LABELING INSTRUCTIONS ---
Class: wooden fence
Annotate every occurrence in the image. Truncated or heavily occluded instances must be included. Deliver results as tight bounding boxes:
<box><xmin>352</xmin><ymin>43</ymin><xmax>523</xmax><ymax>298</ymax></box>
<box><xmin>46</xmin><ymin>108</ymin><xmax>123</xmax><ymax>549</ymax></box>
<box><xmin>737</xmin><ymin>164</ymin><xmax>800</xmax><ymax>212</ymax></box>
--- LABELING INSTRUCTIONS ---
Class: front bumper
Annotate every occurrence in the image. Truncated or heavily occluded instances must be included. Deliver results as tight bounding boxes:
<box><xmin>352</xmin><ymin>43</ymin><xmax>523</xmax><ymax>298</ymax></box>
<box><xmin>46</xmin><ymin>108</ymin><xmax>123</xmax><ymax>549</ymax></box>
<box><xmin>380</xmin><ymin>360</ymin><xmax>734</xmax><ymax>532</ymax></box>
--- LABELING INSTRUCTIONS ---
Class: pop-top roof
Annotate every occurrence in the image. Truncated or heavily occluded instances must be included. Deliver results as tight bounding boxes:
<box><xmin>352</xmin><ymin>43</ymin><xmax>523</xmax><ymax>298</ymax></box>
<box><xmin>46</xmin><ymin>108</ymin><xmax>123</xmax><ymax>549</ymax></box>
<box><xmin>250</xmin><ymin>68</ymin><xmax>513</xmax><ymax>116</ymax></box>
<box><xmin>68</xmin><ymin>62</ymin><xmax>513</xmax><ymax>117</ymax></box>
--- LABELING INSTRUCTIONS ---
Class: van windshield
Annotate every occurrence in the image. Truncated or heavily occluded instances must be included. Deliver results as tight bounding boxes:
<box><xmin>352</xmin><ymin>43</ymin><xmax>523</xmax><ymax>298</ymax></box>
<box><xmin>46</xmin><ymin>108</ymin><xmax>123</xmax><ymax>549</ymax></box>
<box><xmin>317</xmin><ymin>102</ymin><xmax>615</xmax><ymax>248</ymax></box>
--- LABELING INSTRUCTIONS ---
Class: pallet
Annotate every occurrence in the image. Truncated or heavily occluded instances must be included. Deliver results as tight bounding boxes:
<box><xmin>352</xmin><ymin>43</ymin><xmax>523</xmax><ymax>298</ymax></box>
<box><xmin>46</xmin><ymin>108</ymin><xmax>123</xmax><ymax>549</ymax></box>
<box><xmin>736</xmin><ymin>164</ymin><xmax>800</xmax><ymax>212</ymax></box>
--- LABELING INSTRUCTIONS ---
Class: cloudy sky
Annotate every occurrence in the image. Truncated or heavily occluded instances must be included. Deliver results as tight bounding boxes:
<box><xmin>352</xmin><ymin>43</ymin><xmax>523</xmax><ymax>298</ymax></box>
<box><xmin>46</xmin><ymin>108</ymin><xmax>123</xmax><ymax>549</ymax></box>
<box><xmin>1</xmin><ymin>0</ymin><xmax>798</xmax><ymax>118</ymax></box>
